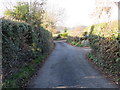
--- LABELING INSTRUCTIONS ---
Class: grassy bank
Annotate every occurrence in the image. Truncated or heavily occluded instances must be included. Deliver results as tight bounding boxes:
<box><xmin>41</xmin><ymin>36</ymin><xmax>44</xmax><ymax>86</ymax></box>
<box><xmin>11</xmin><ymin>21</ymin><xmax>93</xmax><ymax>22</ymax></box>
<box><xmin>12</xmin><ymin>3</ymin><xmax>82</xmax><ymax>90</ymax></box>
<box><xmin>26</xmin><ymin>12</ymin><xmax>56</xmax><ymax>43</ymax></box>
<box><xmin>67</xmin><ymin>36</ymin><xmax>90</xmax><ymax>47</ymax></box>
<box><xmin>67</xmin><ymin>40</ymin><xmax>83</xmax><ymax>47</ymax></box>
<box><xmin>3</xmin><ymin>54</ymin><xmax>48</xmax><ymax>88</ymax></box>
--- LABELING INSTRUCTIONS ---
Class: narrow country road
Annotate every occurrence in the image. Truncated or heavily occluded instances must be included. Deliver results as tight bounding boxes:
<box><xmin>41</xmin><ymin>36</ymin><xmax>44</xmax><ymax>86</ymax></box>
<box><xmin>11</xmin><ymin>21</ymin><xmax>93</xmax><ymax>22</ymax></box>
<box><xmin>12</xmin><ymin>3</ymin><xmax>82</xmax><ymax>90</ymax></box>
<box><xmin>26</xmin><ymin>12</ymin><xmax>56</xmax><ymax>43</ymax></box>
<box><xmin>28</xmin><ymin>41</ymin><xmax>117</xmax><ymax>88</ymax></box>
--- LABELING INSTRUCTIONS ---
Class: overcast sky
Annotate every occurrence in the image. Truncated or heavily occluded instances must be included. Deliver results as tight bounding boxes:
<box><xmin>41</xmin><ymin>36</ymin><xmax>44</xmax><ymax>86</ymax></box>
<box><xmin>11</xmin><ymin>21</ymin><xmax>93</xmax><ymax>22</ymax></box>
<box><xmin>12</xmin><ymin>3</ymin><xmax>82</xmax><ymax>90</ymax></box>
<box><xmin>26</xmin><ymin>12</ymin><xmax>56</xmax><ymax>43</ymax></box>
<box><xmin>0</xmin><ymin>0</ymin><xmax>119</xmax><ymax>27</ymax></box>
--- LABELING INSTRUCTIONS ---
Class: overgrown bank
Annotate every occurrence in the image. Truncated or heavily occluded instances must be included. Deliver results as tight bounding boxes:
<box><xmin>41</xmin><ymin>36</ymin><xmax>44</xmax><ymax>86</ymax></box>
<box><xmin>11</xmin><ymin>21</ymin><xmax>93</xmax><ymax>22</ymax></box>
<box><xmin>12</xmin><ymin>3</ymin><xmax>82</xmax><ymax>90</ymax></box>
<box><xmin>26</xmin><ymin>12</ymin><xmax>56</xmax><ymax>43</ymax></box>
<box><xmin>67</xmin><ymin>36</ymin><xmax>89</xmax><ymax>47</ymax></box>
<box><xmin>88</xmin><ymin>21</ymin><xmax>120</xmax><ymax>85</ymax></box>
<box><xmin>66</xmin><ymin>31</ymin><xmax>90</xmax><ymax>47</ymax></box>
<box><xmin>2</xmin><ymin>19</ymin><xmax>54</xmax><ymax>87</ymax></box>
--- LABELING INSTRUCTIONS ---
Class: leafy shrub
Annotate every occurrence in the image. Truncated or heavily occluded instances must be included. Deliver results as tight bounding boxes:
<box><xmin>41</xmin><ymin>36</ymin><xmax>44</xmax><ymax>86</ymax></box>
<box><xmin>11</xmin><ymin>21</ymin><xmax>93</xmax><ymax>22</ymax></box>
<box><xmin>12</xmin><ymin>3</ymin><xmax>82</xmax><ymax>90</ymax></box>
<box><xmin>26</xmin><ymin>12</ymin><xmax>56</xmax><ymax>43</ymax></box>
<box><xmin>88</xmin><ymin>21</ymin><xmax>120</xmax><ymax>76</ymax></box>
<box><xmin>2</xmin><ymin>19</ymin><xmax>53</xmax><ymax>83</ymax></box>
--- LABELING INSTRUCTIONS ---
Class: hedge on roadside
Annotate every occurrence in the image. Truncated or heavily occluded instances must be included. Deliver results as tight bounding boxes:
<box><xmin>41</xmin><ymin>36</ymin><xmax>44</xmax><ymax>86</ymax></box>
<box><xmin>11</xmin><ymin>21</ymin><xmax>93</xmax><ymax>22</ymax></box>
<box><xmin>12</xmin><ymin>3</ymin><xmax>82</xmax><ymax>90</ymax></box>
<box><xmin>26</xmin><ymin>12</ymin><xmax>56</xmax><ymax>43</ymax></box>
<box><xmin>2</xmin><ymin>19</ymin><xmax>53</xmax><ymax>82</ymax></box>
<box><xmin>88</xmin><ymin>21</ymin><xmax>120</xmax><ymax>76</ymax></box>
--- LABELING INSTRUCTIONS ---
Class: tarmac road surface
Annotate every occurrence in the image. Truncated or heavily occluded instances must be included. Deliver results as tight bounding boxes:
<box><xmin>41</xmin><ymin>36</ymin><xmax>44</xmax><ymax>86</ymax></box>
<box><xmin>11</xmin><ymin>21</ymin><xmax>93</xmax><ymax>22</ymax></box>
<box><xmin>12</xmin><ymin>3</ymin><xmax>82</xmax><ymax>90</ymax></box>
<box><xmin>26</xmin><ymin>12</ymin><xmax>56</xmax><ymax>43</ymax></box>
<box><xmin>28</xmin><ymin>41</ymin><xmax>117</xmax><ymax>88</ymax></box>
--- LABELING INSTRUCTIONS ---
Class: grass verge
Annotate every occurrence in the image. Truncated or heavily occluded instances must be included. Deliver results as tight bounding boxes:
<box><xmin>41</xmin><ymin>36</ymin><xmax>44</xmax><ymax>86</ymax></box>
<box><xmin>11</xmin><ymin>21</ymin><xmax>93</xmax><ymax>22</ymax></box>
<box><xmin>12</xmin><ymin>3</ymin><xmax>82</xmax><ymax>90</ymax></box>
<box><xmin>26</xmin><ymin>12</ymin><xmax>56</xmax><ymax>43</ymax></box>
<box><xmin>67</xmin><ymin>40</ymin><xmax>83</xmax><ymax>47</ymax></box>
<box><xmin>3</xmin><ymin>54</ymin><xmax>48</xmax><ymax>88</ymax></box>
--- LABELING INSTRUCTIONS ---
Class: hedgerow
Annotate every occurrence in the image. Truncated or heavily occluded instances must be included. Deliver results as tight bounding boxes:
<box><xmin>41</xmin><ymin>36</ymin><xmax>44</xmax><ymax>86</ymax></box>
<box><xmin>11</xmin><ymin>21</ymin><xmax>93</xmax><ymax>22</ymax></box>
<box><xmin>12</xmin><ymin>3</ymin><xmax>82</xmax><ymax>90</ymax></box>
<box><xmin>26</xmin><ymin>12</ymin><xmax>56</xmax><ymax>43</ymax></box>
<box><xmin>88</xmin><ymin>21</ymin><xmax>120</xmax><ymax>83</ymax></box>
<box><xmin>2</xmin><ymin>19</ymin><xmax>53</xmax><ymax>87</ymax></box>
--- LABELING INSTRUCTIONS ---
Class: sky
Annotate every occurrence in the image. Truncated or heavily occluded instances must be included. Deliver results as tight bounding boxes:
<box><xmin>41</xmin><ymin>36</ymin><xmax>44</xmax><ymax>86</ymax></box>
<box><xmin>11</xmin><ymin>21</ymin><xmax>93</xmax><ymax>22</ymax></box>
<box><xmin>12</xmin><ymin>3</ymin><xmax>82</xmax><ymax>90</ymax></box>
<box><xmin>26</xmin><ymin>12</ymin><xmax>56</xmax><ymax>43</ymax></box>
<box><xmin>46</xmin><ymin>0</ymin><xmax>96</xmax><ymax>27</ymax></box>
<box><xmin>0</xmin><ymin>0</ymin><xmax>119</xmax><ymax>27</ymax></box>
<box><xmin>46</xmin><ymin>0</ymin><xmax>120</xmax><ymax>27</ymax></box>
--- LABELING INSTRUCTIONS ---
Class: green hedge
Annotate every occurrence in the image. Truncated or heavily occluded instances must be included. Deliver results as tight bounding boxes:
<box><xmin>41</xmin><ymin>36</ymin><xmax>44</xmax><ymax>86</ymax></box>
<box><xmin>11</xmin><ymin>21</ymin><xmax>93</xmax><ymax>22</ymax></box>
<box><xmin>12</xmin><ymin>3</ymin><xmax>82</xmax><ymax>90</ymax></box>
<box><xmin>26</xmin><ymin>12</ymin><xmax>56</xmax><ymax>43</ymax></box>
<box><xmin>2</xmin><ymin>19</ymin><xmax>53</xmax><ymax>82</ymax></box>
<box><xmin>88</xmin><ymin>21</ymin><xmax>120</xmax><ymax>76</ymax></box>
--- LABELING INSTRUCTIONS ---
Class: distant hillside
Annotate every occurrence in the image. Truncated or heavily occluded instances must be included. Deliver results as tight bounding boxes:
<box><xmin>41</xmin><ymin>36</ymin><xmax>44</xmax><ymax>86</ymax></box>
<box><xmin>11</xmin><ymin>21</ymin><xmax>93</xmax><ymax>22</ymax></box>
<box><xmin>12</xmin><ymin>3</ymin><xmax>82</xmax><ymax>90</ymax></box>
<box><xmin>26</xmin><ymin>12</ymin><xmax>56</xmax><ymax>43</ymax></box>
<box><xmin>67</xmin><ymin>26</ymin><xmax>87</xmax><ymax>37</ymax></box>
<box><xmin>55</xmin><ymin>26</ymin><xmax>65</xmax><ymax>33</ymax></box>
